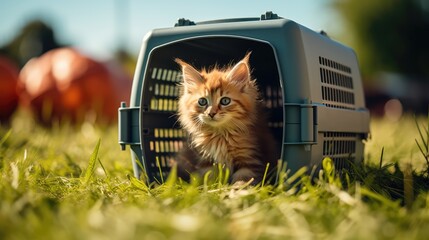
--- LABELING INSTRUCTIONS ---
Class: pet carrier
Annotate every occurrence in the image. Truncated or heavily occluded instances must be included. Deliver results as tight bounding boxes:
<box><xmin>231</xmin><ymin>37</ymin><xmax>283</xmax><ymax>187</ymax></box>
<box><xmin>118</xmin><ymin>11</ymin><xmax>370</xmax><ymax>183</ymax></box>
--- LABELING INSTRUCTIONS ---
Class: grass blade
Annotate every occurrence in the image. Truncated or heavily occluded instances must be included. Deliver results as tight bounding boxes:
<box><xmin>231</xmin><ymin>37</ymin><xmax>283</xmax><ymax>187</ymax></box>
<box><xmin>426</xmin><ymin>109</ymin><xmax>429</xmax><ymax>153</ymax></box>
<box><xmin>156</xmin><ymin>157</ymin><xmax>164</xmax><ymax>184</ymax></box>
<box><xmin>415</xmin><ymin>139</ymin><xmax>429</xmax><ymax>165</ymax></box>
<box><xmin>260</xmin><ymin>163</ymin><xmax>270</xmax><ymax>187</ymax></box>
<box><xmin>222</xmin><ymin>165</ymin><xmax>230</xmax><ymax>186</ymax></box>
<box><xmin>379</xmin><ymin>147</ymin><xmax>384</xmax><ymax>169</ymax></box>
<box><xmin>164</xmin><ymin>163</ymin><xmax>177</xmax><ymax>186</ymax></box>
<box><xmin>98</xmin><ymin>158</ymin><xmax>108</xmax><ymax>178</ymax></box>
<box><xmin>415</xmin><ymin>116</ymin><xmax>428</xmax><ymax>152</ymax></box>
<box><xmin>360</xmin><ymin>187</ymin><xmax>400</xmax><ymax>209</ymax></box>
<box><xmin>127</xmin><ymin>174</ymin><xmax>151</xmax><ymax>194</ymax></box>
<box><xmin>403</xmin><ymin>163</ymin><xmax>414</xmax><ymax>210</ymax></box>
<box><xmin>83</xmin><ymin>139</ymin><xmax>101</xmax><ymax>184</ymax></box>
<box><xmin>285</xmin><ymin>166</ymin><xmax>308</xmax><ymax>186</ymax></box>
<box><xmin>414</xmin><ymin>112</ymin><xmax>429</xmax><ymax>168</ymax></box>
<box><xmin>0</xmin><ymin>129</ymin><xmax>12</xmax><ymax>146</ymax></box>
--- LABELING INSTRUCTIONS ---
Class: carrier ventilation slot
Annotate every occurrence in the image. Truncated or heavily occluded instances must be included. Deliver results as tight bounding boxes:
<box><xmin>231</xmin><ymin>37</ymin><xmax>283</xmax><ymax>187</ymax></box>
<box><xmin>322</xmin><ymin>132</ymin><xmax>357</xmax><ymax>169</ymax></box>
<box><xmin>148</xmin><ymin>67</ymin><xmax>182</xmax><ymax>112</ymax></box>
<box><xmin>264</xmin><ymin>85</ymin><xmax>283</xmax><ymax>128</ymax></box>
<box><xmin>319</xmin><ymin>57</ymin><xmax>355</xmax><ymax>110</ymax></box>
<box><xmin>319</xmin><ymin>56</ymin><xmax>351</xmax><ymax>74</ymax></box>
<box><xmin>148</xmin><ymin>128</ymin><xmax>186</xmax><ymax>180</ymax></box>
<box><xmin>151</xmin><ymin>68</ymin><xmax>182</xmax><ymax>82</ymax></box>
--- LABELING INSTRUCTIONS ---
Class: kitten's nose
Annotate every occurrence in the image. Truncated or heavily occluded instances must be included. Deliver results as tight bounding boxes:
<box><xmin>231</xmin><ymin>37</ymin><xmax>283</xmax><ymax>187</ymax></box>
<box><xmin>207</xmin><ymin>106</ymin><xmax>217</xmax><ymax>119</ymax></box>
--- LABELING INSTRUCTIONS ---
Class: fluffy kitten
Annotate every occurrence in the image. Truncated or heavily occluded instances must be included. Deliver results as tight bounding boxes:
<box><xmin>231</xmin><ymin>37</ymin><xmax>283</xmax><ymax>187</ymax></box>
<box><xmin>175</xmin><ymin>53</ymin><xmax>277</xmax><ymax>184</ymax></box>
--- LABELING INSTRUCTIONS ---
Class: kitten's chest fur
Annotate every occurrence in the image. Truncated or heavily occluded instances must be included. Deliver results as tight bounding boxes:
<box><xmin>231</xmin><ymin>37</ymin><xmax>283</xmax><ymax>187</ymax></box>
<box><xmin>192</xmin><ymin>129</ymin><xmax>245</xmax><ymax>167</ymax></box>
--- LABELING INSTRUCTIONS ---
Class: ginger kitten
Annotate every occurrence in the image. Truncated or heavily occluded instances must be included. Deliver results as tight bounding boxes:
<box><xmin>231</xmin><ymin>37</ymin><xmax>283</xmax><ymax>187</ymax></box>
<box><xmin>175</xmin><ymin>53</ymin><xmax>277</xmax><ymax>184</ymax></box>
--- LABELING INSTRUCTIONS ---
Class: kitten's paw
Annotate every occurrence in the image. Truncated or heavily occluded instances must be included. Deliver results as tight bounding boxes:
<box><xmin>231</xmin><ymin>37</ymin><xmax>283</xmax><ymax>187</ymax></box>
<box><xmin>228</xmin><ymin>179</ymin><xmax>254</xmax><ymax>198</ymax></box>
<box><xmin>231</xmin><ymin>178</ymin><xmax>254</xmax><ymax>189</ymax></box>
<box><xmin>232</xmin><ymin>180</ymin><xmax>247</xmax><ymax>188</ymax></box>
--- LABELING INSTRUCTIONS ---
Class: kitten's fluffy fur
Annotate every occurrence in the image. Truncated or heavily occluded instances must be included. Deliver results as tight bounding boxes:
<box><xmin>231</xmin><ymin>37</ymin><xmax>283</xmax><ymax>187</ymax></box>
<box><xmin>175</xmin><ymin>53</ymin><xmax>277</xmax><ymax>184</ymax></box>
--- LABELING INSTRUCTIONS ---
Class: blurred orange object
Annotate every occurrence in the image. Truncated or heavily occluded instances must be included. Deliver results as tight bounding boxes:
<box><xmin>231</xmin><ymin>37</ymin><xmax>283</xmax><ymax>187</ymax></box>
<box><xmin>0</xmin><ymin>56</ymin><xmax>19</xmax><ymax>124</ymax></box>
<box><xmin>18</xmin><ymin>48</ymin><xmax>132</xmax><ymax>125</ymax></box>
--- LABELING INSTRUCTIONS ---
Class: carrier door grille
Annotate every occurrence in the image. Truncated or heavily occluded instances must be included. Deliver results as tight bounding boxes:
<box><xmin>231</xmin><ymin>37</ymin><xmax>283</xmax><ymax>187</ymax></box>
<box><xmin>144</xmin><ymin>67</ymin><xmax>185</xmax><ymax>182</ymax></box>
<box><xmin>319</xmin><ymin>57</ymin><xmax>355</xmax><ymax>110</ymax></box>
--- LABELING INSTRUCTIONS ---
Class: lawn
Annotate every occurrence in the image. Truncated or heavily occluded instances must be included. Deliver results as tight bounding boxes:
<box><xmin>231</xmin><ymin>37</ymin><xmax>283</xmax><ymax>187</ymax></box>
<box><xmin>1</xmin><ymin>111</ymin><xmax>429</xmax><ymax>240</ymax></box>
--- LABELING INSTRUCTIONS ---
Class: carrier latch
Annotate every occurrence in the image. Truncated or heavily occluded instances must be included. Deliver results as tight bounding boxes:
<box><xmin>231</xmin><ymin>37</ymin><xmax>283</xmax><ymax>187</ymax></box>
<box><xmin>118</xmin><ymin>102</ymin><xmax>140</xmax><ymax>150</ymax></box>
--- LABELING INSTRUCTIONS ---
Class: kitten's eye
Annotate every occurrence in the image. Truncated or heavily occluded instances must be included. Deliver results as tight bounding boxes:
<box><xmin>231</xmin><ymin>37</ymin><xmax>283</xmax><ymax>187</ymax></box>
<box><xmin>198</xmin><ymin>98</ymin><xmax>208</xmax><ymax>106</ymax></box>
<box><xmin>220</xmin><ymin>97</ymin><xmax>231</xmax><ymax>106</ymax></box>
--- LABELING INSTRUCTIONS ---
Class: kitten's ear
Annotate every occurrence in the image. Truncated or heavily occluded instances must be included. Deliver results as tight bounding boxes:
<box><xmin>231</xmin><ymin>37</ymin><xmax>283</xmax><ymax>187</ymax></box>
<box><xmin>175</xmin><ymin>58</ymin><xmax>203</xmax><ymax>92</ymax></box>
<box><xmin>226</xmin><ymin>52</ymin><xmax>252</xmax><ymax>84</ymax></box>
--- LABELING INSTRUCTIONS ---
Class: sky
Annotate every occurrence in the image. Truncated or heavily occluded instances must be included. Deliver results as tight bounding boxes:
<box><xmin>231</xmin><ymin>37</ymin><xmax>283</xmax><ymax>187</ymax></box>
<box><xmin>0</xmin><ymin>0</ymin><xmax>340</xmax><ymax>60</ymax></box>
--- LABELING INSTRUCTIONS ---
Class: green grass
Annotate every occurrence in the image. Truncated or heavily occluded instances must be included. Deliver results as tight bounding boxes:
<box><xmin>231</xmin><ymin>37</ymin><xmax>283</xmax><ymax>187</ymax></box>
<box><xmin>2</xmin><ymin>111</ymin><xmax>429</xmax><ymax>240</ymax></box>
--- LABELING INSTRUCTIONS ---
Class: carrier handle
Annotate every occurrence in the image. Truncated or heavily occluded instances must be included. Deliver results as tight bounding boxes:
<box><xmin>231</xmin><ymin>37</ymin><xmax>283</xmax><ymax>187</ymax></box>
<box><xmin>174</xmin><ymin>11</ymin><xmax>282</xmax><ymax>27</ymax></box>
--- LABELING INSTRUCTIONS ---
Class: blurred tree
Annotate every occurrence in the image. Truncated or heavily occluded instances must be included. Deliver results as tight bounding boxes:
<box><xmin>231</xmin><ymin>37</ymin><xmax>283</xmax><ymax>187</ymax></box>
<box><xmin>114</xmin><ymin>48</ymin><xmax>136</xmax><ymax>76</ymax></box>
<box><xmin>332</xmin><ymin>0</ymin><xmax>429</xmax><ymax>80</ymax></box>
<box><xmin>0</xmin><ymin>20</ymin><xmax>63</xmax><ymax>67</ymax></box>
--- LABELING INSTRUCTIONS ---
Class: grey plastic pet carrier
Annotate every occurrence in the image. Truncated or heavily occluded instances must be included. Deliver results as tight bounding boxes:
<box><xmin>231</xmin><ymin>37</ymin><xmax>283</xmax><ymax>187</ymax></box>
<box><xmin>118</xmin><ymin>11</ymin><xmax>370</xmax><ymax>183</ymax></box>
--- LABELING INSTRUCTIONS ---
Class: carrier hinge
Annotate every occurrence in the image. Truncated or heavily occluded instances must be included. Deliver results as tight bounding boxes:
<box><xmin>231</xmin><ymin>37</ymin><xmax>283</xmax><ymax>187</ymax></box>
<box><xmin>118</xmin><ymin>102</ymin><xmax>140</xmax><ymax>150</ymax></box>
<box><xmin>300</xmin><ymin>101</ymin><xmax>317</xmax><ymax>144</ymax></box>
<box><xmin>284</xmin><ymin>100</ymin><xmax>318</xmax><ymax>146</ymax></box>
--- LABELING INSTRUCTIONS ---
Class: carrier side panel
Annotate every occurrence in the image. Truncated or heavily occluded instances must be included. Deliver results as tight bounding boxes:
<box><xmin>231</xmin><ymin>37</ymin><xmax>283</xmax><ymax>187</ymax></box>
<box><xmin>297</xmin><ymin>25</ymin><xmax>370</xmax><ymax>169</ymax></box>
